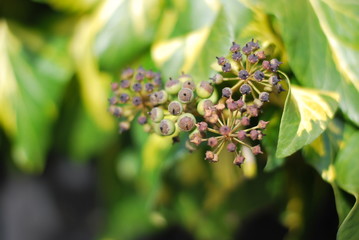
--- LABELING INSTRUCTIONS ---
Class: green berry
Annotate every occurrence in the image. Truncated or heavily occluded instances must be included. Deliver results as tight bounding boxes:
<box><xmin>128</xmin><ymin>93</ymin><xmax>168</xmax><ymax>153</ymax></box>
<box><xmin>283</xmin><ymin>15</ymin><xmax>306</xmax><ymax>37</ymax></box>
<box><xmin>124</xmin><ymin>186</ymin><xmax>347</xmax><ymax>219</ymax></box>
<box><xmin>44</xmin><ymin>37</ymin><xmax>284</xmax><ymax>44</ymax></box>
<box><xmin>177</xmin><ymin>113</ymin><xmax>196</xmax><ymax>132</ymax></box>
<box><xmin>197</xmin><ymin>99</ymin><xmax>214</xmax><ymax>115</ymax></box>
<box><xmin>149</xmin><ymin>107</ymin><xmax>164</xmax><ymax>122</ymax></box>
<box><xmin>178</xmin><ymin>88</ymin><xmax>194</xmax><ymax>103</ymax></box>
<box><xmin>165</xmin><ymin>78</ymin><xmax>182</xmax><ymax>94</ymax></box>
<box><xmin>182</xmin><ymin>79</ymin><xmax>196</xmax><ymax>90</ymax></box>
<box><xmin>196</xmin><ymin>81</ymin><xmax>214</xmax><ymax>98</ymax></box>
<box><xmin>168</xmin><ymin>101</ymin><xmax>183</xmax><ymax>115</ymax></box>
<box><xmin>159</xmin><ymin>119</ymin><xmax>175</xmax><ymax>136</ymax></box>
<box><xmin>150</xmin><ymin>90</ymin><xmax>168</xmax><ymax>105</ymax></box>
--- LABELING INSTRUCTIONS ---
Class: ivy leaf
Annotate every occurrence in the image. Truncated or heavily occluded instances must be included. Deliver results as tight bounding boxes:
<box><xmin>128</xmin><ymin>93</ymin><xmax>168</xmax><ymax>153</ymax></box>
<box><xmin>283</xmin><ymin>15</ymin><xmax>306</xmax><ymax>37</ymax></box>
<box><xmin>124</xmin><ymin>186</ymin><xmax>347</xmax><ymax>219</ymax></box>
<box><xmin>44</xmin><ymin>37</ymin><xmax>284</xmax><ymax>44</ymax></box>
<box><xmin>241</xmin><ymin>0</ymin><xmax>359</xmax><ymax>126</ymax></box>
<box><xmin>276</xmin><ymin>84</ymin><xmax>339</xmax><ymax>158</ymax></box>
<box><xmin>0</xmin><ymin>21</ymin><xmax>73</xmax><ymax>172</ymax></box>
<box><xmin>335</xmin><ymin>131</ymin><xmax>359</xmax><ymax>240</ymax></box>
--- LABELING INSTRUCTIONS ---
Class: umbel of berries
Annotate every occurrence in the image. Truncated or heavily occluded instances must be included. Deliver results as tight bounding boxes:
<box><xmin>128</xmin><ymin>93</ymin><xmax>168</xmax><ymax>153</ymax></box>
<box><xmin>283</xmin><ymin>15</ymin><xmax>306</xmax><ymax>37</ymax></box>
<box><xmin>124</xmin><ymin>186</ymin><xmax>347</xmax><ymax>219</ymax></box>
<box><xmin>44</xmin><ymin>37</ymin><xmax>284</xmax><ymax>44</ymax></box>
<box><xmin>148</xmin><ymin>72</ymin><xmax>217</xmax><ymax>136</ymax></box>
<box><xmin>213</xmin><ymin>39</ymin><xmax>285</xmax><ymax>104</ymax></box>
<box><xmin>108</xmin><ymin>67</ymin><xmax>162</xmax><ymax>133</ymax></box>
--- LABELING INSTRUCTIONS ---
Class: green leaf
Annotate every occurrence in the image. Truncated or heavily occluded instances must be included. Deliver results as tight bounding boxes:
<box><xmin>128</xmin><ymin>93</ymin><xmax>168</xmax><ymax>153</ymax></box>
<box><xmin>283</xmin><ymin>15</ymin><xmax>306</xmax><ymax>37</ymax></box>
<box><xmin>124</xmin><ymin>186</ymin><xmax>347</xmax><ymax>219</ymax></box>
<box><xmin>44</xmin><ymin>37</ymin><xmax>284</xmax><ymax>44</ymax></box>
<box><xmin>151</xmin><ymin>1</ymin><xmax>253</xmax><ymax>81</ymax></box>
<box><xmin>0</xmin><ymin>21</ymin><xmax>73</xmax><ymax>172</ymax></box>
<box><xmin>242</xmin><ymin>0</ymin><xmax>359</xmax><ymax>126</ymax></box>
<box><xmin>94</xmin><ymin>0</ymin><xmax>163</xmax><ymax>71</ymax></box>
<box><xmin>335</xmin><ymin>131</ymin><xmax>359</xmax><ymax>240</ymax></box>
<box><xmin>276</xmin><ymin>84</ymin><xmax>339</xmax><ymax>158</ymax></box>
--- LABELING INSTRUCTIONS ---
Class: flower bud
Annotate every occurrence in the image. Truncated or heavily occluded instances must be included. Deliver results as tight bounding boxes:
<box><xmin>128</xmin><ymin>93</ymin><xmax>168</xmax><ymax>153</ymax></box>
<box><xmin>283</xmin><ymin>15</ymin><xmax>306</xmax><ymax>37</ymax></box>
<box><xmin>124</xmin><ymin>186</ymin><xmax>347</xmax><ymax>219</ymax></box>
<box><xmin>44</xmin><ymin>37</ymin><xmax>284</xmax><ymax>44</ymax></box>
<box><xmin>121</xmin><ymin>68</ymin><xmax>134</xmax><ymax>79</ymax></box>
<box><xmin>256</xmin><ymin>51</ymin><xmax>266</xmax><ymax>60</ymax></box>
<box><xmin>168</xmin><ymin>101</ymin><xmax>183</xmax><ymax>115</ymax></box>
<box><xmin>190</xmin><ymin>132</ymin><xmax>202</xmax><ymax>146</ymax></box>
<box><xmin>219</xmin><ymin>125</ymin><xmax>231</xmax><ymax>136</ymax></box>
<box><xmin>177</xmin><ymin>113</ymin><xmax>196</xmax><ymax>132</ymax></box>
<box><xmin>196</xmin><ymin>81</ymin><xmax>214</xmax><ymax>98</ymax></box>
<box><xmin>241</xmin><ymin>116</ymin><xmax>250</xmax><ymax>126</ymax></box>
<box><xmin>178</xmin><ymin>88</ymin><xmax>194</xmax><ymax>103</ymax></box>
<box><xmin>233</xmin><ymin>155</ymin><xmax>245</xmax><ymax>166</ymax></box>
<box><xmin>251</xmin><ymin>145</ymin><xmax>263</xmax><ymax>155</ymax></box>
<box><xmin>197</xmin><ymin>122</ymin><xmax>208</xmax><ymax>132</ymax></box>
<box><xmin>258</xmin><ymin>120</ymin><xmax>269</xmax><ymax>129</ymax></box>
<box><xmin>250</xmin><ymin>130</ymin><xmax>258</xmax><ymax>140</ymax></box>
<box><xmin>237</xmin><ymin>130</ymin><xmax>246</xmax><ymax>140</ymax></box>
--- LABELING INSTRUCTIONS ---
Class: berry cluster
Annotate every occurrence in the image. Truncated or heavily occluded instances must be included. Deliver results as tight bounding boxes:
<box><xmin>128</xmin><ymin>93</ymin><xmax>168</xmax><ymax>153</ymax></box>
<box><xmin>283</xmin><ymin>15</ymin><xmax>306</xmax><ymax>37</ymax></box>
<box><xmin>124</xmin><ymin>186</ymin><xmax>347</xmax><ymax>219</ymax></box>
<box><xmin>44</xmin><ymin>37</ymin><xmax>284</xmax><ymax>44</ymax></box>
<box><xmin>109</xmin><ymin>67</ymin><xmax>162</xmax><ymax>132</ymax></box>
<box><xmin>109</xmin><ymin>39</ymin><xmax>284</xmax><ymax>167</ymax></box>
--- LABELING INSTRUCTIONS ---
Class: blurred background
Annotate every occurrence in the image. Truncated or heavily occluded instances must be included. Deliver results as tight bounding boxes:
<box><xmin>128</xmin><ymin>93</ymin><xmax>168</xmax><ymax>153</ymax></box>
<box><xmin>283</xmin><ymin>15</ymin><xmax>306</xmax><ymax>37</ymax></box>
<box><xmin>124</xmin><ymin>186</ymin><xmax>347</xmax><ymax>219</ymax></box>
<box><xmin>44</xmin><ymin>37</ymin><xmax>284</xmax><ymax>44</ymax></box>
<box><xmin>1</xmin><ymin>0</ymin><xmax>358</xmax><ymax>239</ymax></box>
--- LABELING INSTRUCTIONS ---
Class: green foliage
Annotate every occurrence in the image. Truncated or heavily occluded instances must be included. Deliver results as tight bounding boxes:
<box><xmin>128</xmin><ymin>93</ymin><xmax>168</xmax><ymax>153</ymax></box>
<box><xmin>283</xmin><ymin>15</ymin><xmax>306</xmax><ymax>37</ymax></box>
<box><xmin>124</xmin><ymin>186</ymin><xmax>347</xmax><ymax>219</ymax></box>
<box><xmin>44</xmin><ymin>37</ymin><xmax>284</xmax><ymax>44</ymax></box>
<box><xmin>1</xmin><ymin>0</ymin><xmax>359</xmax><ymax>239</ymax></box>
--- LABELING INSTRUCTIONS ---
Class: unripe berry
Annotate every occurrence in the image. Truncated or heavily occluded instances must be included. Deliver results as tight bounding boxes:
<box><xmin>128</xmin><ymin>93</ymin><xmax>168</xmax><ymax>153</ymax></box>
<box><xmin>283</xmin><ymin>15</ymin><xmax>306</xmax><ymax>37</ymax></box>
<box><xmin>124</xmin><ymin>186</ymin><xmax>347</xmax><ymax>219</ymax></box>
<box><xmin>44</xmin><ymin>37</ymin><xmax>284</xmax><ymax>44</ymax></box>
<box><xmin>237</xmin><ymin>130</ymin><xmax>246</xmax><ymax>140</ymax></box>
<box><xmin>145</xmin><ymin>70</ymin><xmax>155</xmax><ymax>79</ymax></box>
<box><xmin>258</xmin><ymin>120</ymin><xmax>269</xmax><ymax>129</ymax></box>
<box><xmin>132</xmin><ymin>83</ymin><xmax>142</xmax><ymax>92</ymax></box>
<box><xmin>230</xmin><ymin>42</ymin><xmax>240</xmax><ymax>52</ymax></box>
<box><xmin>159</xmin><ymin>119</ymin><xmax>175</xmax><ymax>136</ymax></box>
<box><xmin>259</xmin><ymin>92</ymin><xmax>270</xmax><ymax>102</ymax></box>
<box><xmin>238</xmin><ymin>70</ymin><xmax>249</xmax><ymax>80</ymax></box>
<box><xmin>256</xmin><ymin>51</ymin><xmax>266</xmax><ymax>59</ymax></box>
<box><xmin>222</xmin><ymin>63</ymin><xmax>232</xmax><ymax>72</ymax></box>
<box><xmin>168</xmin><ymin>101</ymin><xmax>183</xmax><ymax>115</ymax></box>
<box><xmin>119</xmin><ymin>93</ymin><xmax>130</xmax><ymax>103</ymax></box>
<box><xmin>145</xmin><ymin>83</ymin><xmax>154</xmax><ymax>93</ymax></box>
<box><xmin>247</xmin><ymin>39</ymin><xmax>260</xmax><ymax>51</ymax></box>
<box><xmin>198</xmin><ymin>122</ymin><xmax>208</xmax><ymax>132</ymax></box>
<box><xmin>165</xmin><ymin>78</ymin><xmax>182</xmax><ymax>94</ymax></box>
<box><xmin>210</xmin><ymin>73</ymin><xmax>224</xmax><ymax>84</ymax></box>
<box><xmin>216</xmin><ymin>56</ymin><xmax>227</xmax><ymax>66</ymax></box>
<box><xmin>108</xmin><ymin>96</ymin><xmax>117</xmax><ymax>105</ymax></box>
<box><xmin>222</xmin><ymin>87</ymin><xmax>232</xmax><ymax>98</ymax></box>
<box><xmin>149</xmin><ymin>107</ymin><xmax>164</xmax><ymax>122</ymax></box>
<box><xmin>190</xmin><ymin>131</ymin><xmax>202</xmax><ymax>146</ymax></box>
<box><xmin>196</xmin><ymin>81</ymin><xmax>214</xmax><ymax>98</ymax></box>
<box><xmin>227</xmin><ymin>142</ymin><xmax>236</xmax><ymax>152</ymax></box>
<box><xmin>135</xmin><ymin>72</ymin><xmax>145</xmax><ymax>81</ymax></box>
<box><xmin>219</xmin><ymin>125</ymin><xmax>231</xmax><ymax>136</ymax></box>
<box><xmin>111</xmin><ymin>82</ymin><xmax>119</xmax><ymax>91</ymax></box>
<box><xmin>248</xmin><ymin>54</ymin><xmax>259</xmax><ymax>64</ymax></box>
<box><xmin>269</xmin><ymin>75</ymin><xmax>280</xmax><ymax>85</ymax></box>
<box><xmin>150</xmin><ymin>90</ymin><xmax>168</xmax><ymax>105</ymax></box>
<box><xmin>242</xmin><ymin>44</ymin><xmax>251</xmax><ymax>55</ymax></box>
<box><xmin>226</xmin><ymin>98</ymin><xmax>238</xmax><ymax>111</ymax></box>
<box><xmin>177</xmin><ymin>113</ymin><xmax>196</xmax><ymax>132</ymax></box>
<box><xmin>182</xmin><ymin>80</ymin><xmax>196</xmax><ymax>90</ymax></box>
<box><xmin>197</xmin><ymin>99</ymin><xmax>214</xmax><ymax>115</ymax></box>
<box><xmin>208</xmin><ymin>137</ymin><xmax>218</xmax><ymax>147</ymax></box>
<box><xmin>178</xmin><ymin>88</ymin><xmax>194</xmax><ymax>103</ymax></box>
<box><xmin>232</xmin><ymin>51</ymin><xmax>242</xmax><ymax>61</ymax></box>
<box><xmin>269</xmin><ymin>59</ymin><xmax>282</xmax><ymax>72</ymax></box>
<box><xmin>254</xmin><ymin>70</ymin><xmax>265</xmax><ymax>81</ymax></box>
<box><xmin>132</xmin><ymin>96</ymin><xmax>142</xmax><ymax>106</ymax></box>
<box><xmin>241</xmin><ymin>116</ymin><xmax>250</xmax><ymax>126</ymax></box>
<box><xmin>120</xmin><ymin>80</ymin><xmax>131</xmax><ymax>89</ymax></box>
<box><xmin>262</xmin><ymin>60</ymin><xmax>270</xmax><ymax>70</ymax></box>
<box><xmin>247</xmin><ymin>105</ymin><xmax>259</xmax><ymax>117</ymax></box>
<box><xmin>205</xmin><ymin>151</ymin><xmax>218</xmax><ymax>162</ymax></box>
<box><xmin>240</xmin><ymin>84</ymin><xmax>251</xmax><ymax>95</ymax></box>
<box><xmin>178</xmin><ymin>72</ymin><xmax>193</xmax><ymax>83</ymax></box>
<box><xmin>138</xmin><ymin>115</ymin><xmax>147</xmax><ymax>125</ymax></box>
<box><xmin>121</xmin><ymin>68</ymin><xmax>134</xmax><ymax>79</ymax></box>
<box><xmin>109</xmin><ymin>106</ymin><xmax>122</xmax><ymax>117</ymax></box>
<box><xmin>233</xmin><ymin>155</ymin><xmax>245</xmax><ymax>166</ymax></box>
<box><xmin>250</xmin><ymin>130</ymin><xmax>259</xmax><ymax>140</ymax></box>
<box><xmin>251</xmin><ymin>145</ymin><xmax>263</xmax><ymax>155</ymax></box>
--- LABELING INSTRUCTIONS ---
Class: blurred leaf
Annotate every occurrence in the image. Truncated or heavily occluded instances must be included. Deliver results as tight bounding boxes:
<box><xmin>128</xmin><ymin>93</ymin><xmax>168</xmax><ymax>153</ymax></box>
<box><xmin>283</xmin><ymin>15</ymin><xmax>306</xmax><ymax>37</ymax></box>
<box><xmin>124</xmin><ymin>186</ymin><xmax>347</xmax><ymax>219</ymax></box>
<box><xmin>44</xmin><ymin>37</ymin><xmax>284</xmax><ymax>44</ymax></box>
<box><xmin>152</xmin><ymin>1</ymin><xmax>233</xmax><ymax>81</ymax></box>
<box><xmin>276</xmin><ymin>85</ymin><xmax>339</xmax><ymax>158</ymax></box>
<box><xmin>335</xmin><ymin>131</ymin><xmax>359</xmax><ymax>240</ymax></box>
<box><xmin>242</xmin><ymin>0</ymin><xmax>359</xmax><ymax>126</ymax></box>
<box><xmin>34</xmin><ymin>0</ymin><xmax>99</xmax><ymax>13</ymax></box>
<box><xmin>0</xmin><ymin>21</ymin><xmax>73</xmax><ymax>172</ymax></box>
<box><xmin>94</xmin><ymin>0</ymin><xmax>163</xmax><ymax>71</ymax></box>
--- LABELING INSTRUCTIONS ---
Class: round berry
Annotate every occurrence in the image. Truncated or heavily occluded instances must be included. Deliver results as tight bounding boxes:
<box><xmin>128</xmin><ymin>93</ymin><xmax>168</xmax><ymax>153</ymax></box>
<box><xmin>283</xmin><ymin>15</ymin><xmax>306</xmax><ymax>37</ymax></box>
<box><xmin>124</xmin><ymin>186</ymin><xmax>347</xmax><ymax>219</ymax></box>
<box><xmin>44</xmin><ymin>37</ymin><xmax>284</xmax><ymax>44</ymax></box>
<box><xmin>256</xmin><ymin>51</ymin><xmax>266</xmax><ymax>59</ymax></box>
<box><xmin>150</xmin><ymin>90</ymin><xmax>168</xmax><ymax>105</ymax></box>
<box><xmin>198</xmin><ymin>122</ymin><xmax>208</xmax><ymax>132</ymax></box>
<box><xmin>269</xmin><ymin>75</ymin><xmax>280</xmax><ymax>85</ymax></box>
<box><xmin>250</xmin><ymin>130</ymin><xmax>258</xmax><ymax>140</ymax></box>
<box><xmin>219</xmin><ymin>125</ymin><xmax>231</xmax><ymax>136</ymax></box>
<box><xmin>269</xmin><ymin>59</ymin><xmax>282</xmax><ymax>72</ymax></box>
<box><xmin>132</xmin><ymin>83</ymin><xmax>142</xmax><ymax>92</ymax></box>
<box><xmin>237</xmin><ymin>130</ymin><xmax>246</xmax><ymax>140</ymax></box>
<box><xmin>149</xmin><ymin>107</ymin><xmax>164</xmax><ymax>123</ymax></box>
<box><xmin>165</xmin><ymin>78</ymin><xmax>182</xmax><ymax>94</ymax></box>
<box><xmin>132</xmin><ymin>96</ymin><xmax>142</xmax><ymax>106</ymax></box>
<box><xmin>230</xmin><ymin>42</ymin><xmax>241</xmax><ymax>53</ymax></box>
<box><xmin>210</xmin><ymin>73</ymin><xmax>223</xmax><ymax>84</ymax></box>
<box><xmin>119</xmin><ymin>121</ymin><xmax>130</xmax><ymax>132</ymax></box>
<box><xmin>238</xmin><ymin>70</ymin><xmax>249</xmax><ymax>80</ymax></box>
<box><xmin>233</xmin><ymin>155</ymin><xmax>245</xmax><ymax>166</ymax></box>
<box><xmin>232</xmin><ymin>51</ymin><xmax>242</xmax><ymax>62</ymax></box>
<box><xmin>119</xmin><ymin>93</ymin><xmax>130</xmax><ymax>103</ymax></box>
<box><xmin>222</xmin><ymin>87</ymin><xmax>232</xmax><ymax>98</ymax></box>
<box><xmin>159</xmin><ymin>119</ymin><xmax>175</xmax><ymax>136</ymax></box>
<box><xmin>196</xmin><ymin>81</ymin><xmax>214</xmax><ymax>98</ymax></box>
<box><xmin>227</xmin><ymin>142</ymin><xmax>236</xmax><ymax>152</ymax></box>
<box><xmin>247</xmin><ymin>39</ymin><xmax>260</xmax><ymax>51</ymax></box>
<box><xmin>109</xmin><ymin>106</ymin><xmax>122</xmax><ymax>117</ymax></box>
<box><xmin>242</xmin><ymin>44</ymin><xmax>251</xmax><ymax>55</ymax></box>
<box><xmin>135</xmin><ymin>72</ymin><xmax>145</xmax><ymax>81</ymax></box>
<box><xmin>168</xmin><ymin>101</ymin><xmax>183</xmax><ymax>115</ymax></box>
<box><xmin>182</xmin><ymin>79</ymin><xmax>196</xmax><ymax>90</ymax></box>
<box><xmin>240</xmin><ymin>84</ymin><xmax>251</xmax><ymax>95</ymax></box>
<box><xmin>205</xmin><ymin>151</ymin><xmax>218</xmax><ymax>162</ymax></box>
<box><xmin>241</xmin><ymin>116</ymin><xmax>250</xmax><ymax>126</ymax></box>
<box><xmin>222</xmin><ymin>63</ymin><xmax>232</xmax><ymax>72</ymax></box>
<box><xmin>121</xmin><ymin>68</ymin><xmax>134</xmax><ymax>79</ymax></box>
<box><xmin>216</xmin><ymin>56</ymin><xmax>227</xmax><ymax>66</ymax></box>
<box><xmin>254</xmin><ymin>70</ymin><xmax>265</xmax><ymax>81</ymax></box>
<box><xmin>248</xmin><ymin>54</ymin><xmax>258</xmax><ymax>64</ymax></box>
<box><xmin>197</xmin><ymin>99</ymin><xmax>214</xmax><ymax>115</ymax></box>
<box><xmin>207</xmin><ymin>137</ymin><xmax>218</xmax><ymax>147</ymax></box>
<box><xmin>120</xmin><ymin>80</ymin><xmax>131</xmax><ymax>89</ymax></box>
<box><xmin>177</xmin><ymin>113</ymin><xmax>196</xmax><ymax>132</ymax></box>
<box><xmin>138</xmin><ymin>116</ymin><xmax>147</xmax><ymax>125</ymax></box>
<box><xmin>178</xmin><ymin>88</ymin><xmax>194</xmax><ymax>103</ymax></box>
<box><xmin>145</xmin><ymin>83</ymin><xmax>154</xmax><ymax>92</ymax></box>
<box><xmin>251</xmin><ymin>145</ymin><xmax>263</xmax><ymax>155</ymax></box>
<box><xmin>108</xmin><ymin>96</ymin><xmax>117</xmax><ymax>105</ymax></box>
<box><xmin>259</xmin><ymin>92</ymin><xmax>270</xmax><ymax>102</ymax></box>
